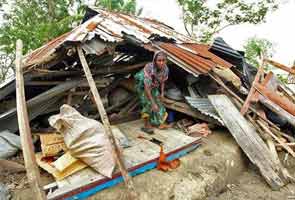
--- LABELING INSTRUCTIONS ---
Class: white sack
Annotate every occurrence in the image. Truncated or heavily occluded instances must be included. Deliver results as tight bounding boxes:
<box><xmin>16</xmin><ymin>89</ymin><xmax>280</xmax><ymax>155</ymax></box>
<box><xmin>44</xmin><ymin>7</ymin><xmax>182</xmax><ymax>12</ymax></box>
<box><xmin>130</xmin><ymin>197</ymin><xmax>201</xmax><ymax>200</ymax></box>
<box><xmin>0</xmin><ymin>130</ymin><xmax>21</xmax><ymax>159</ymax></box>
<box><xmin>49</xmin><ymin>105</ymin><xmax>115</xmax><ymax>178</ymax></box>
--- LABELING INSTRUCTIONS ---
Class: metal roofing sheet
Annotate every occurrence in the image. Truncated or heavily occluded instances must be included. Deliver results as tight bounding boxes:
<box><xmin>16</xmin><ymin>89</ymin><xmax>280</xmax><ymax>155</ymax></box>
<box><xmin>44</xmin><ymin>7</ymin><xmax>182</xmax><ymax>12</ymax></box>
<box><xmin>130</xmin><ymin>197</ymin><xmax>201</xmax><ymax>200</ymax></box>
<box><xmin>185</xmin><ymin>96</ymin><xmax>224</xmax><ymax>125</ymax></box>
<box><xmin>159</xmin><ymin>43</ymin><xmax>233</xmax><ymax>75</ymax></box>
<box><xmin>24</xmin><ymin>8</ymin><xmax>196</xmax><ymax>68</ymax></box>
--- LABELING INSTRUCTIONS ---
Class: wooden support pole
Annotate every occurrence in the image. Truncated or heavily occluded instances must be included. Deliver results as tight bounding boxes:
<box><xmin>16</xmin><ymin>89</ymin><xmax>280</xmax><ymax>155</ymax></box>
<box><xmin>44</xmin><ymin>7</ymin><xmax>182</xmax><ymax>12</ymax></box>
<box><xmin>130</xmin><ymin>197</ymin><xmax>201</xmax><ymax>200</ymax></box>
<box><xmin>252</xmin><ymin>72</ymin><xmax>273</xmax><ymax>102</ymax></box>
<box><xmin>77</xmin><ymin>46</ymin><xmax>138</xmax><ymax>200</ymax></box>
<box><xmin>240</xmin><ymin>57</ymin><xmax>265</xmax><ymax>115</ymax></box>
<box><xmin>15</xmin><ymin>39</ymin><xmax>46</xmax><ymax>200</ymax></box>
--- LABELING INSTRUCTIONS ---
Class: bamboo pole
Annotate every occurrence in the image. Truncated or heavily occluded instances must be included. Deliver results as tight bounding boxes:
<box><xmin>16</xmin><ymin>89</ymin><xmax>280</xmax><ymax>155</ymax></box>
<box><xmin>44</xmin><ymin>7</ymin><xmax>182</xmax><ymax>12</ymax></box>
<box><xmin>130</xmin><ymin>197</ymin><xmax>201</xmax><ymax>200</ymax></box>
<box><xmin>77</xmin><ymin>46</ymin><xmax>138</xmax><ymax>200</ymax></box>
<box><xmin>15</xmin><ymin>39</ymin><xmax>46</xmax><ymax>200</ymax></box>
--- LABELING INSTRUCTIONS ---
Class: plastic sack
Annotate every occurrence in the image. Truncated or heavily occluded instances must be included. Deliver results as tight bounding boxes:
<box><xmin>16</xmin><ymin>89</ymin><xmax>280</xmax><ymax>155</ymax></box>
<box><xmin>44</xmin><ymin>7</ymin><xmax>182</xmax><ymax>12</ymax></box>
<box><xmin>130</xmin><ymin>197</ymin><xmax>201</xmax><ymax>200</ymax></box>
<box><xmin>0</xmin><ymin>130</ymin><xmax>21</xmax><ymax>159</ymax></box>
<box><xmin>49</xmin><ymin>105</ymin><xmax>115</xmax><ymax>178</ymax></box>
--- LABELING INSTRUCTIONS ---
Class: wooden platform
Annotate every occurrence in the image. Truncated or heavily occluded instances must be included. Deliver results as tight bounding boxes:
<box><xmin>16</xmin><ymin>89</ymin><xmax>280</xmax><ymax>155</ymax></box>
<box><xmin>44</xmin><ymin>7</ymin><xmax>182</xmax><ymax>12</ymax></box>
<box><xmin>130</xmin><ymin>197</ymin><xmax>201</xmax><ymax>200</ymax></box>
<box><xmin>44</xmin><ymin>120</ymin><xmax>202</xmax><ymax>200</ymax></box>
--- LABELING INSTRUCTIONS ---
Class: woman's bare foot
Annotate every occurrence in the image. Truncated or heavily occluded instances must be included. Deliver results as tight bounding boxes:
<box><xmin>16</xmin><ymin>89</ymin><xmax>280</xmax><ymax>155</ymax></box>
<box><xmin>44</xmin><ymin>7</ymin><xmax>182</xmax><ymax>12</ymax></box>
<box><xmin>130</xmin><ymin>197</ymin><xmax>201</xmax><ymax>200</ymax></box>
<box><xmin>158</xmin><ymin>123</ymin><xmax>172</xmax><ymax>130</ymax></box>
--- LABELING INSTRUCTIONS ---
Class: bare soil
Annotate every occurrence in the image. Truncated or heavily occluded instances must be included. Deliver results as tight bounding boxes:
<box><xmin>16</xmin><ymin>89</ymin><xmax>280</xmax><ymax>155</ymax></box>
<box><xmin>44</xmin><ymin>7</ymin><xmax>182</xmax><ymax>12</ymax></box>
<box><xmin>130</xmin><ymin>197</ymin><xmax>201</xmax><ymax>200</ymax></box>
<box><xmin>207</xmin><ymin>154</ymin><xmax>295</xmax><ymax>200</ymax></box>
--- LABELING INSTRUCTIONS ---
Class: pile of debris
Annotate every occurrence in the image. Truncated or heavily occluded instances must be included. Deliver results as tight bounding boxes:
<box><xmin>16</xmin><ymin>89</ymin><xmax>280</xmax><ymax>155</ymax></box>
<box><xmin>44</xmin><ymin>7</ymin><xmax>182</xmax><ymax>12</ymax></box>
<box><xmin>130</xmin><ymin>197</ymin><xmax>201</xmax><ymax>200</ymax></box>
<box><xmin>1</xmin><ymin>6</ymin><xmax>295</xmax><ymax>199</ymax></box>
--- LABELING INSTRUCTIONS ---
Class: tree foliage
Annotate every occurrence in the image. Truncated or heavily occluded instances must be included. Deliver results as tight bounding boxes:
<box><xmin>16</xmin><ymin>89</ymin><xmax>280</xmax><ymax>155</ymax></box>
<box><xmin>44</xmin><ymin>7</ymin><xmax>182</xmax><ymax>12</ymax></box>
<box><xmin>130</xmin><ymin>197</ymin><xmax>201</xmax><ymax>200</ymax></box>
<box><xmin>96</xmin><ymin>0</ymin><xmax>140</xmax><ymax>15</ymax></box>
<box><xmin>177</xmin><ymin>0</ymin><xmax>279</xmax><ymax>42</ymax></box>
<box><xmin>0</xmin><ymin>0</ymin><xmax>139</xmax><ymax>82</ymax></box>
<box><xmin>243</xmin><ymin>36</ymin><xmax>274</xmax><ymax>68</ymax></box>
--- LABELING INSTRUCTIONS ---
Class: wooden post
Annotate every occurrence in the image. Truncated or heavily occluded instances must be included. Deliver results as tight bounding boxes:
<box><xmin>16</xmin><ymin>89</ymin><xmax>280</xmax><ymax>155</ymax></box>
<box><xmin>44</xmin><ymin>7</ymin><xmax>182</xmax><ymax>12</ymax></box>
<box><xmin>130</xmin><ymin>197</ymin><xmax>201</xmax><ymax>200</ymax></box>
<box><xmin>77</xmin><ymin>46</ymin><xmax>138</xmax><ymax>200</ymax></box>
<box><xmin>15</xmin><ymin>39</ymin><xmax>46</xmax><ymax>200</ymax></box>
<box><xmin>240</xmin><ymin>56</ymin><xmax>265</xmax><ymax>115</ymax></box>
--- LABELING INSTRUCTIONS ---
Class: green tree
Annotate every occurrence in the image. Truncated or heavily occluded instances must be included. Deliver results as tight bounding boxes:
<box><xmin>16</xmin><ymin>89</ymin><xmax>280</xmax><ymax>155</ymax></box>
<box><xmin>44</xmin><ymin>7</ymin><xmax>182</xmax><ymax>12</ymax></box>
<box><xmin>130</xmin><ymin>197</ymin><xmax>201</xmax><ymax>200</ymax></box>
<box><xmin>0</xmin><ymin>0</ymin><xmax>140</xmax><ymax>82</ymax></box>
<box><xmin>96</xmin><ymin>0</ymin><xmax>141</xmax><ymax>15</ymax></box>
<box><xmin>243</xmin><ymin>37</ymin><xmax>275</xmax><ymax>68</ymax></box>
<box><xmin>177</xmin><ymin>0</ymin><xmax>279</xmax><ymax>42</ymax></box>
<box><xmin>0</xmin><ymin>0</ymin><xmax>85</xmax><ymax>82</ymax></box>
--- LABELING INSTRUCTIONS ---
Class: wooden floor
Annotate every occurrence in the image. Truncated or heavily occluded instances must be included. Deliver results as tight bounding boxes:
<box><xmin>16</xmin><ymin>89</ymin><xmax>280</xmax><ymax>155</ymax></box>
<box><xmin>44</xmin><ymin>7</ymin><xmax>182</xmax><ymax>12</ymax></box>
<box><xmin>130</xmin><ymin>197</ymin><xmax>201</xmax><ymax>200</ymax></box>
<box><xmin>46</xmin><ymin>120</ymin><xmax>201</xmax><ymax>200</ymax></box>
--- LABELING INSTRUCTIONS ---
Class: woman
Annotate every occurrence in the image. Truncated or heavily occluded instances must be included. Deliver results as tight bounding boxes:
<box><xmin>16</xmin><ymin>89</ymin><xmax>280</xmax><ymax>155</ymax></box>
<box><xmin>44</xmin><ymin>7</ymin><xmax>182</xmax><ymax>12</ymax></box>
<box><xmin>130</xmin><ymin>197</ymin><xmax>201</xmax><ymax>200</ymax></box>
<box><xmin>135</xmin><ymin>51</ymin><xmax>169</xmax><ymax>134</ymax></box>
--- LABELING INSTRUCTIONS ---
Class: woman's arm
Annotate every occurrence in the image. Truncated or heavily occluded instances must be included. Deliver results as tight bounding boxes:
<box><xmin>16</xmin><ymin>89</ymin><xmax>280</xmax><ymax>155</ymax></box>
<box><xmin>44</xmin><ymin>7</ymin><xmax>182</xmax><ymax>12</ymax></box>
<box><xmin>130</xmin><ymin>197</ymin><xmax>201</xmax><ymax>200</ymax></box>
<box><xmin>160</xmin><ymin>82</ymin><xmax>165</xmax><ymax>99</ymax></box>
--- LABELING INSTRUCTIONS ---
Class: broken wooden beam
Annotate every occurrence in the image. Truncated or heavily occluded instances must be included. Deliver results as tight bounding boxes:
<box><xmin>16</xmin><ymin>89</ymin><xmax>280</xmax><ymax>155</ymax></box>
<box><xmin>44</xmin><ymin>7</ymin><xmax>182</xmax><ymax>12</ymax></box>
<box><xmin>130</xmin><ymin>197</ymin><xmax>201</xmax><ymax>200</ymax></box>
<box><xmin>240</xmin><ymin>56</ymin><xmax>265</xmax><ymax>115</ymax></box>
<box><xmin>209</xmin><ymin>94</ymin><xmax>287</xmax><ymax>190</ymax></box>
<box><xmin>256</xmin><ymin>120</ymin><xmax>295</xmax><ymax>157</ymax></box>
<box><xmin>77</xmin><ymin>46</ymin><xmax>138</xmax><ymax>200</ymax></box>
<box><xmin>264</xmin><ymin>58</ymin><xmax>295</xmax><ymax>75</ymax></box>
<box><xmin>252</xmin><ymin>72</ymin><xmax>273</xmax><ymax>102</ymax></box>
<box><xmin>92</xmin><ymin>62</ymin><xmax>148</xmax><ymax>75</ymax></box>
<box><xmin>15</xmin><ymin>39</ymin><xmax>46</xmax><ymax>200</ymax></box>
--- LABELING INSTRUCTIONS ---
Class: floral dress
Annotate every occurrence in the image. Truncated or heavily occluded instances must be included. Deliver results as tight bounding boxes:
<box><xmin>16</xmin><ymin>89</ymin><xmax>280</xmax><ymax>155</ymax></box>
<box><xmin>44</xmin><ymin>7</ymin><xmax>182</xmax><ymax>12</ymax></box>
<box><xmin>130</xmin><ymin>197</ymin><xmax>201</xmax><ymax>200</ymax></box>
<box><xmin>134</xmin><ymin>62</ymin><xmax>169</xmax><ymax>126</ymax></box>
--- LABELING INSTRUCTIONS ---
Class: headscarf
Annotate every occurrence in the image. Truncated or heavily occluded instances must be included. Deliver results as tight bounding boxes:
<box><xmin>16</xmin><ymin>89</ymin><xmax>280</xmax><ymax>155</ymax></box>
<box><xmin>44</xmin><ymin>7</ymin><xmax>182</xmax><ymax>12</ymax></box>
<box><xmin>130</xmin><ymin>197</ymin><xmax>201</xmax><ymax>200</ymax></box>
<box><xmin>143</xmin><ymin>51</ymin><xmax>169</xmax><ymax>88</ymax></box>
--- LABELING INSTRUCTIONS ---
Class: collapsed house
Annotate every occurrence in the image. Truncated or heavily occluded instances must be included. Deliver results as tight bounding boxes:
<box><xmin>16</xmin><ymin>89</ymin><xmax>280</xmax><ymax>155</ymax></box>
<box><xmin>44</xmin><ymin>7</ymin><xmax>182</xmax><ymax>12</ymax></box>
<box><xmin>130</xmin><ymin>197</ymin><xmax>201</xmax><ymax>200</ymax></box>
<box><xmin>1</xmin><ymin>6</ymin><xmax>295</xmax><ymax>199</ymax></box>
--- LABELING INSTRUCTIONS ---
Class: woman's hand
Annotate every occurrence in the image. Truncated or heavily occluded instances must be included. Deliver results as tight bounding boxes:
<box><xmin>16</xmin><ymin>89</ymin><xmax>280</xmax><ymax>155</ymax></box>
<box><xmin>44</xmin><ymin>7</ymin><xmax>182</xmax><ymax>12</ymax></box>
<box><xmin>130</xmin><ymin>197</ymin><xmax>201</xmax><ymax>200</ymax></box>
<box><xmin>152</xmin><ymin>103</ymin><xmax>159</xmax><ymax>112</ymax></box>
<box><xmin>160</xmin><ymin>93</ymin><xmax>165</xmax><ymax>101</ymax></box>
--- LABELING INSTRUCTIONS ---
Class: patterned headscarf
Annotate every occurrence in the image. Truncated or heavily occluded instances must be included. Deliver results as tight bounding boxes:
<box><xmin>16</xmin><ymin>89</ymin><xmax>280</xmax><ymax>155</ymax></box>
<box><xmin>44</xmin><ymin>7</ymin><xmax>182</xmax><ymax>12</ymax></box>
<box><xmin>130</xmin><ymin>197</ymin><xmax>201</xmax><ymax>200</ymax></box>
<box><xmin>144</xmin><ymin>51</ymin><xmax>169</xmax><ymax>88</ymax></box>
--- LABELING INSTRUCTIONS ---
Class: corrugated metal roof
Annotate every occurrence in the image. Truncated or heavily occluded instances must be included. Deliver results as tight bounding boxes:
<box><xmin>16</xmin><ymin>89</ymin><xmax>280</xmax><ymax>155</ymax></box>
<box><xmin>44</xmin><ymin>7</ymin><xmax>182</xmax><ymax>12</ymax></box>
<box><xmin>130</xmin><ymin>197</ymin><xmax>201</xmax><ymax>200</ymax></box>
<box><xmin>158</xmin><ymin>43</ymin><xmax>232</xmax><ymax>74</ymax></box>
<box><xmin>23</xmin><ymin>7</ymin><xmax>232</xmax><ymax>79</ymax></box>
<box><xmin>185</xmin><ymin>96</ymin><xmax>224</xmax><ymax>125</ymax></box>
<box><xmin>24</xmin><ymin>8</ymin><xmax>195</xmax><ymax>68</ymax></box>
<box><xmin>24</xmin><ymin>31</ymin><xmax>72</xmax><ymax>67</ymax></box>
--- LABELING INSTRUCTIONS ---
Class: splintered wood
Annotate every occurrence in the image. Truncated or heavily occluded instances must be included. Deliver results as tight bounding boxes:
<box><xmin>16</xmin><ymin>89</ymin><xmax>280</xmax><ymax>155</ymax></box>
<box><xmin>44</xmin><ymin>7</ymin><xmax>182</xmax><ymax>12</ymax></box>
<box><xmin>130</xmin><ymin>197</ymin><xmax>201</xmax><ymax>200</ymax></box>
<box><xmin>209</xmin><ymin>94</ymin><xmax>287</xmax><ymax>190</ymax></box>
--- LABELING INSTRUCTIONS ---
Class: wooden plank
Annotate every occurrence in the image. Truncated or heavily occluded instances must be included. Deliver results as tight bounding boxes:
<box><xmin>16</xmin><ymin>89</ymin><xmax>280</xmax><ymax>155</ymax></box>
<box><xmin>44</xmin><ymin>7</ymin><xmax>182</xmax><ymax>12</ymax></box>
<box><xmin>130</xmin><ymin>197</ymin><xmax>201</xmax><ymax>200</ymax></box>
<box><xmin>77</xmin><ymin>46</ymin><xmax>138</xmax><ymax>200</ymax></box>
<box><xmin>46</xmin><ymin>122</ymin><xmax>201</xmax><ymax>199</ymax></box>
<box><xmin>209</xmin><ymin>94</ymin><xmax>286</xmax><ymax>190</ymax></box>
<box><xmin>15</xmin><ymin>39</ymin><xmax>46</xmax><ymax>200</ymax></box>
<box><xmin>48</xmin><ymin>142</ymin><xmax>200</xmax><ymax>200</ymax></box>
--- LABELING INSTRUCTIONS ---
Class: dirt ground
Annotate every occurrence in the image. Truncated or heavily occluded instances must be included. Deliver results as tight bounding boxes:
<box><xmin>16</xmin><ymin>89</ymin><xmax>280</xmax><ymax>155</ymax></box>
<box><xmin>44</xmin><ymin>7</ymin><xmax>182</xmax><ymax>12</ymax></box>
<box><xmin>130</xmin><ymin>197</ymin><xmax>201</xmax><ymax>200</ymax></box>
<box><xmin>207</xmin><ymin>154</ymin><xmax>295</xmax><ymax>200</ymax></box>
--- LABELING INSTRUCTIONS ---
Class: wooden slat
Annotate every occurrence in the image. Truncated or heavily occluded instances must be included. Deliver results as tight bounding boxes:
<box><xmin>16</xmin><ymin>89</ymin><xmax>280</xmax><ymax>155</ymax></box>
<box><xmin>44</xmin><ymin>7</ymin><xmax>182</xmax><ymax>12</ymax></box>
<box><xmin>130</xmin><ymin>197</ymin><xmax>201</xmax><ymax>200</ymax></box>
<box><xmin>15</xmin><ymin>39</ymin><xmax>46</xmax><ymax>200</ymax></box>
<box><xmin>77</xmin><ymin>46</ymin><xmax>138</xmax><ymax>200</ymax></box>
<box><xmin>209</xmin><ymin>94</ymin><xmax>286</xmax><ymax>190</ymax></box>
